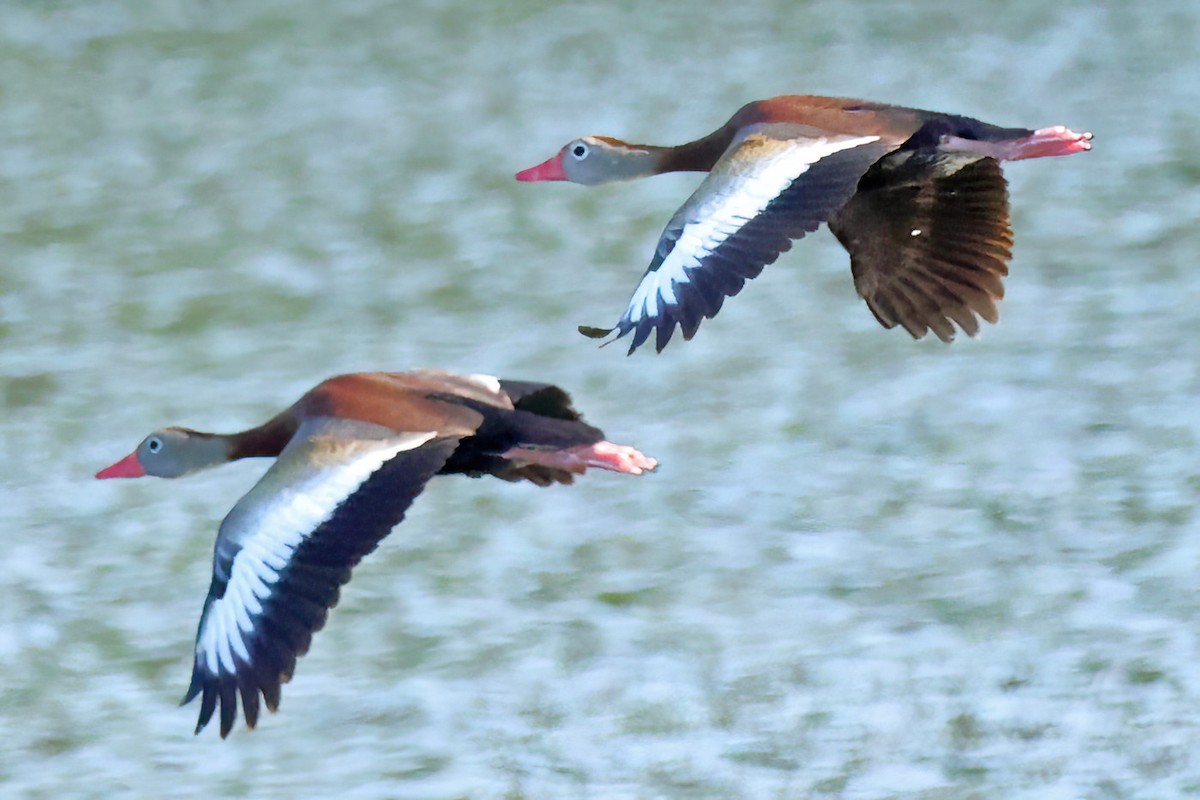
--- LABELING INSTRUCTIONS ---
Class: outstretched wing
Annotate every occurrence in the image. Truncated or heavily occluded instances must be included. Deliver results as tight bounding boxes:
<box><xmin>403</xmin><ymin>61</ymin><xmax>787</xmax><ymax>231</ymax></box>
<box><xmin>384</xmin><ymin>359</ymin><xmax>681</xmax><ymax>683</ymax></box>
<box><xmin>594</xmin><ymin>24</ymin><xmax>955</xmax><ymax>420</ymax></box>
<box><xmin>583</xmin><ymin>126</ymin><xmax>897</xmax><ymax>353</ymax></box>
<box><xmin>828</xmin><ymin>151</ymin><xmax>1012</xmax><ymax>342</ymax></box>
<box><xmin>182</xmin><ymin>417</ymin><xmax>463</xmax><ymax>738</ymax></box>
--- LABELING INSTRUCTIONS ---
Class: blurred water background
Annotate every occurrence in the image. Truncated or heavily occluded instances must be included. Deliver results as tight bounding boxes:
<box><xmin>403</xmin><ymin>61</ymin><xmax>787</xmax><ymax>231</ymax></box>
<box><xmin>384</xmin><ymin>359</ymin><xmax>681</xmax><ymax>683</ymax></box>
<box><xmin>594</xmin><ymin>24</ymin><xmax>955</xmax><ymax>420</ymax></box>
<box><xmin>2</xmin><ymin>1</ymin><xmax>1199</xmax><ymax>797</ymax></box>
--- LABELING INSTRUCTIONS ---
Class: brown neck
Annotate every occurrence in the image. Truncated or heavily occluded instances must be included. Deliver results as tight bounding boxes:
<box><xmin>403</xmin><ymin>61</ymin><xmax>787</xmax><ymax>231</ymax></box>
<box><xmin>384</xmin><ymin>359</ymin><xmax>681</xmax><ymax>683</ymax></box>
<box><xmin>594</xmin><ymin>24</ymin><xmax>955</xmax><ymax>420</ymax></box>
<box><xmin>227</xmin><ymin>412</ymin><xmax>300</xmax><ymax>460</ymax></box>
<box><xmin>656</xmin><ymin>123</ymin><xmax>739</xmax><ymax>173</ymax></box>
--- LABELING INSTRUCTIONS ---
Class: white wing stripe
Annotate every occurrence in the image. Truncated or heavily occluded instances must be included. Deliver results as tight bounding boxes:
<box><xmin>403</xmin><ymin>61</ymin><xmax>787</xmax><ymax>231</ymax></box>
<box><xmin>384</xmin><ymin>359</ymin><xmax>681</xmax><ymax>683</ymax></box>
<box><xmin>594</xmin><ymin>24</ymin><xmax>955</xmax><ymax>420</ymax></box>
<box><xmin>231</xmin><ymin>559</ymin><xmax>268</xmax><ymax>615</ymax></box>
<box><xmin>241</xmin><ymin>537</ymin><xmax>289</xmax><ymax>580</ymax></box>
<box><xmin>233</xmin><ymin>589</ymin><xmax>258</xmax><ymax>635</ymax></box>
<box><xmin>224</xmin><ymin>585</ymin><xmax>254</xmax><ymax>658</ymax></box>
<box><xmin>216</xmin><ymin>620</ymin><xmax>238</xmax><ymax>674</ymax></box>
<box><xmin>195</xmin><ymin>430</ymin><xmax>438</xmax><ymax>675</ymax></box>
<box><xmin>624</xmin><ymin>135</ymin><xmax>880</xmax><ymax>326</ymax></box>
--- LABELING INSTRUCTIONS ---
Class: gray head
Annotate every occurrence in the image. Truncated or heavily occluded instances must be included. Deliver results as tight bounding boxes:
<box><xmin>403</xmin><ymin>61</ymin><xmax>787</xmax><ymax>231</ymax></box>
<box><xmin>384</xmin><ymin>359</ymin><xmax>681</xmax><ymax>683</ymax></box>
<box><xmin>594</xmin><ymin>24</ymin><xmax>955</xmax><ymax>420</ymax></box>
<box><xmin>96</xmin><ymin>427</ymin><xmax>227</xmax><ymax>479</ymax></box>
<box><xmin>515</xmin><ymin>136</ymin><xmax>659</xmax><ymax>185</ymax></box>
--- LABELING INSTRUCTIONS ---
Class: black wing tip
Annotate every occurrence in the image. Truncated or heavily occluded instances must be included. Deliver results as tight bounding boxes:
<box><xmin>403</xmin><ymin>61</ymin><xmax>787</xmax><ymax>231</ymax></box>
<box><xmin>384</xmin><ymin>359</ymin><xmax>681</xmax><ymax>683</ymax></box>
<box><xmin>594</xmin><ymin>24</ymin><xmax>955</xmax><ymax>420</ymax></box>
<box><xmin>180</xmin><ymin>676</ymin><xmax>201</xmax><ymax>708</ymax></box>
<box><xmin>182</xmin><ymin>670</ymin><xmax>220</xmax><ymax>736</ymax></box>
<box><xmin>184</xmin><ymin>683</ymin><xmax>260</xmax><ymax>739</ymax></box>
<box><xmin>183</xmin><ymin>657</ymin><xmax>279</xmax><ymax>739</ymax></box>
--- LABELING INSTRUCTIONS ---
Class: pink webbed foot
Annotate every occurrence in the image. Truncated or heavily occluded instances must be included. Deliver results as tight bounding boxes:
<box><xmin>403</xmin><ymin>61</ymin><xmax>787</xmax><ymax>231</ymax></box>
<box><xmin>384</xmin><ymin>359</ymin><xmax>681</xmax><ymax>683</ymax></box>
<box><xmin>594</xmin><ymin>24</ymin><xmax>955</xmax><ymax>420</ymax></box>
<box><xmin>1006</xmin><ymin>126</ymin><xmax>1094</xmax><ymax>160</ymax></box>
<box><xmin>502</xmin><ymin>441</ymin><xmax>658</xmax><ymax>476</ymax></box>
<box><xmin>940</xmin><ymin>126</ymin><xmax>1093</xmax><ymax>162</ymax></box>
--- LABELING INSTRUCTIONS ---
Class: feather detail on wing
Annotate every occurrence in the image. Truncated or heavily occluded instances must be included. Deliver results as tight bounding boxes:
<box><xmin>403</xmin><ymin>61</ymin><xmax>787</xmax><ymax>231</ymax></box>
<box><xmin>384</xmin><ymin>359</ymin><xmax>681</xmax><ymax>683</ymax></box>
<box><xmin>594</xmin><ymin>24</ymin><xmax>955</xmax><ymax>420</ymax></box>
<box><xmin>181</xmin><ymin>417</ymin><xmax>462</xmax><ymax>737</ymax></box>
<box><xmin>583</xmin><ymin>128</ymin><xmax>897</xmax><ymax>353</ymax></box>
<box><xmin>828</xmin><ymin>151</ymin><xmax>1013</xmax><ymax>342</ymax></box>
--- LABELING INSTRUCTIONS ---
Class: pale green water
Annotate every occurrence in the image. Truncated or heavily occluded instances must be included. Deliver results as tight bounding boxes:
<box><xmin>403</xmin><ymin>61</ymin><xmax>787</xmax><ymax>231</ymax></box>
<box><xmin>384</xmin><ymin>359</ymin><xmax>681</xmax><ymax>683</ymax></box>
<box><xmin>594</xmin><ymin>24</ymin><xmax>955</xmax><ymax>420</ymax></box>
<box><xmin>2</xmin><ymin>1</ymin><xmax>1199</xmax><ymax>798</ymax></box>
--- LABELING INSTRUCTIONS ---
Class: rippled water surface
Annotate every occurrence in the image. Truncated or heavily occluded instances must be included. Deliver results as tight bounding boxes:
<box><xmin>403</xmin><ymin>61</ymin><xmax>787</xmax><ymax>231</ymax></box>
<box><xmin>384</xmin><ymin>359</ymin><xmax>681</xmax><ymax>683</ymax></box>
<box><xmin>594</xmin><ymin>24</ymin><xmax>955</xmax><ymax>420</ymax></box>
<box><xmin>3</xmin><ymin>1</ymin><xmax>1200</xmax><ymax>797</ymax></box>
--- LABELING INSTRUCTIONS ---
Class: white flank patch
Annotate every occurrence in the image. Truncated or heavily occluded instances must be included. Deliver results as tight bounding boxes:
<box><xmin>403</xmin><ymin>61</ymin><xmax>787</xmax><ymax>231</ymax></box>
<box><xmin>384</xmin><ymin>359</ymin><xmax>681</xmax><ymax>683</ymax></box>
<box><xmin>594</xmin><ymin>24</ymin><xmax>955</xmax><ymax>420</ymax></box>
<box><xmin>195</xmin><ymin>427</ymin><xmax>438</xmax><ymax>676</ymax></box>
<box><xmin>623</xmin><ymin>134</ymin><xmax>880</xmax><ymax>327</ymax></box>
<box><xmin>464</xmin><ymin>373</ymin><xmax>502</xmax><ymax>394</ymax></box>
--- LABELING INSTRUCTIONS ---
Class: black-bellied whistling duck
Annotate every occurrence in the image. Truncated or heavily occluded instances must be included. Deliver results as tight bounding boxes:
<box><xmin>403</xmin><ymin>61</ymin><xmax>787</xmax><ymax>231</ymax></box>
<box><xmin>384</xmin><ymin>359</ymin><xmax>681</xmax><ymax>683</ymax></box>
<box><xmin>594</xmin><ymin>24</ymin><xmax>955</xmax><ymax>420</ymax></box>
<box><xmin>96</xmin><ymin>370</ymin><xmax>656</xmax><ymax>738</ymax></box>
<box><xmin>516</xmin><ymin>95</ymin><xmax>1093</xmax><ymax>353</ymax></box>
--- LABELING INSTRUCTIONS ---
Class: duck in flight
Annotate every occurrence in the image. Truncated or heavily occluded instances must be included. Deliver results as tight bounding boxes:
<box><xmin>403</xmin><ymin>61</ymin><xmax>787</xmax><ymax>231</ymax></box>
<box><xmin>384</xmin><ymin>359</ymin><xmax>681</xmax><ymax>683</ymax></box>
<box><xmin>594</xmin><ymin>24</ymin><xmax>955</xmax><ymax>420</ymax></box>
<box><xmin>517</xmin><ymin>95</ymin><xmax>1092</xmax><ymax>354</ymax></box>
<box><xmin>96</xmin><ymin>370</ymin><xmax>656</xmax><ymax>737</ymax></box>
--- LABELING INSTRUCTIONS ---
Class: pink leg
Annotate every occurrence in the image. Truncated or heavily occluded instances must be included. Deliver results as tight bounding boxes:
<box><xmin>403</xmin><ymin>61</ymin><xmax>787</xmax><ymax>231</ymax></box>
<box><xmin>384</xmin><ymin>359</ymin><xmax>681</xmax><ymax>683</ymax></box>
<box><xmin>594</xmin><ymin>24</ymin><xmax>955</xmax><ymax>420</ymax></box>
<box><xmin>941</xmin><ymin>126</ymin><xmax>1093</xmax><ymax>161</ymax></box>
<box><xmin>501</xmin><ymin>441</ymin><xmax>658</xmax><ymax>476</ymax></box>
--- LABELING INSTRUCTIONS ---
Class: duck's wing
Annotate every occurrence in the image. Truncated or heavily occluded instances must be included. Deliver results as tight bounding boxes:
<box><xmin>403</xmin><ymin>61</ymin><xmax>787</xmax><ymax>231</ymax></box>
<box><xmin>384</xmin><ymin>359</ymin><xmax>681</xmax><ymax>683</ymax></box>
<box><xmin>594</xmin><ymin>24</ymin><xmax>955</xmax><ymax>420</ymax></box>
<box><xmin>582</xmin><ymin>124</ymin><xmax>898</xmax><ymax>353</ymax></box>
<box><xmin>828</xmin><ymin>151</ymin><xmax>1013</xmax><ymax>342</ymax></box>
<box><xmin>181</xmin><ymin>416</ymin><xmax>470</xmax><ymax>738</ymax></box>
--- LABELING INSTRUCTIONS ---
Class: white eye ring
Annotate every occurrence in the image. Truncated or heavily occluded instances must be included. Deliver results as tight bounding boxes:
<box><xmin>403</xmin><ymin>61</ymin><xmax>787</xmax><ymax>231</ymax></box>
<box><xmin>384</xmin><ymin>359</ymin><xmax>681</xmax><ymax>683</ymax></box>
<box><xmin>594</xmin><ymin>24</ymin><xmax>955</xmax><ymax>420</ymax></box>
<box><xmin>570</xmin><ymin>142</ymin><xmax>589</xmax><ymax>160</ymax></box>
<box><xmin>147</xmin><ymin>437</ymin><xmax>163</xmax><ymax>454</ymax></box>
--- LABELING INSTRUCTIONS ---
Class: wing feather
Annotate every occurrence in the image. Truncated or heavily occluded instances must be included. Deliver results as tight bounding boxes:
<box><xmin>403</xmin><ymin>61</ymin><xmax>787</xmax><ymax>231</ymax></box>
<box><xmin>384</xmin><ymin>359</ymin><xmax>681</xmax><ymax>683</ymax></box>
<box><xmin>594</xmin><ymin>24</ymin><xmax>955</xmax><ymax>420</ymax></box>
<box><xmin>830</xmin><ymin>152</ymin><xmax>1013</xmax><ymax>342</ymax></box>
<box><xmin>181</xmin><ymin>418</ymin><xmax>463</xmax><ymax>737</ymax></box>
<box><xmin>584</xmin><ymin>128</ymin><xmax>898</xmax><ymax>352</ymax></box>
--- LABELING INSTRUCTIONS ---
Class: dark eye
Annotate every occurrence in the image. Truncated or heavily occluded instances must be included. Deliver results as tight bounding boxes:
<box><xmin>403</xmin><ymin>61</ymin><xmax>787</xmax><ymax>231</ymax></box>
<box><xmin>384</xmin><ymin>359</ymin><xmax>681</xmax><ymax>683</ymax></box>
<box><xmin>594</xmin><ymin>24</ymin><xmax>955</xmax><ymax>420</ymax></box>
<box><xmin>571</xmin><ymin>143</ymin><xmax>589</xmax><ymax>159</ymax></box>
<box><xmin>147</xmin><ymin>437</ymin><xmax>163</xmax><ymax>454</ymax></box>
